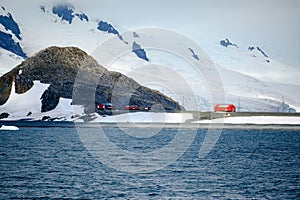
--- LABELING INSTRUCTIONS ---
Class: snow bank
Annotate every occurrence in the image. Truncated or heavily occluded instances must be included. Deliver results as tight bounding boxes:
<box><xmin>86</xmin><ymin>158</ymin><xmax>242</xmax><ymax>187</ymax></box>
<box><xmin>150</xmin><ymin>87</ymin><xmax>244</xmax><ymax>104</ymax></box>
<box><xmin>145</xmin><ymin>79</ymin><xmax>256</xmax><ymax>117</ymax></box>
<box><xmin>91</xmin><ymin>112</ymin><xmax>194</xmax><ymax>123</ymax></box>
<box><xmin>1</xmin><ymin>81</ymin><xmax>49</xmax><ymax>119</ymax></box>
<box><xmin>195</xmin><ymin>116</ymin><xmax>300</xmax><ymax>125</ymax></box>
<box><xmin>0</xmin><ymin>80</ymin><xmax>85</xmax><ymax>121</ymax></box>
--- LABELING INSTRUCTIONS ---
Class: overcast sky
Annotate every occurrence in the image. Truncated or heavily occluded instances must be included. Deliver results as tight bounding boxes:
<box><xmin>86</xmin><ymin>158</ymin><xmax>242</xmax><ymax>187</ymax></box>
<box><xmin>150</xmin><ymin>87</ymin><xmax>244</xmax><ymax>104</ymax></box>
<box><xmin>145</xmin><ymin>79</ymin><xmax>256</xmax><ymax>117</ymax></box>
<box><xmin>3</xmin><ymin>0</ymin><xmax>300</xmax><ymax>67</ymax></box>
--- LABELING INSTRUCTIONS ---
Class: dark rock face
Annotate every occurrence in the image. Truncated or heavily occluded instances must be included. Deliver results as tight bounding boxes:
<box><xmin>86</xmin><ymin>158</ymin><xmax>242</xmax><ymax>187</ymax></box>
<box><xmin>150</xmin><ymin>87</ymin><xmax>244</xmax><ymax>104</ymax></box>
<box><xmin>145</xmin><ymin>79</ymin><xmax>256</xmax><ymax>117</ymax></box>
<box><xmin>0</xmin><ymin>112</ymin><xmax>9</xmax><ymax>119</ymax></box>
<box><xmin>133</xmin><ymin>32</ymin><xmax>139</xmax><ymax>38</ymax></box>
<box><xmin>0</xmin><ymin>6</ymin><xmax>22</xmax><ymax>40</ymax></box>
<box><xmin>188</xmin><ymin>48</ymin><xmax>199</xmax><ymax>61</ymax></box>
<box><xmin>220</xmin><ymin>38</ymin><xmax>238</xmax><ymax>48</ymax></box>
<box><xmin>248</xmin><ymin>46</ymin><xmax>270</xmax><ymax>63</ymax></box>
<box><xmin>97</xmin><ymin>21</ymin><xmax>119</xmax><ymax>35</ymax></box>
<box><xmin>40</xmin><ymin>5</ymin><xmax>46</xmax><ymax>12</ymax></box>
<box><xmin>248</xmin><ymin>46</ymin><xmax>268</xmax><ymax>57</ymax></box>
<box><xmin>0</xmin><ymin>7</ymin><xmax>27</xmax><ymax>58</ymax></box>
<box><xmin>0</xmin><ymin>6</ymin><xmax>27</xmax><ymax>58</ymax></box>
<box><xmin>0</xmin><ymin>31</ymin><xmax>26</xmax><ymax>58</ymax></box>
<box><xmin>0</xmin><ymin>46</ymin><xmax>182</xmax><ymax>114</ymax></box>
<box><xmin>41</xmin><ymin>116</ymin><xmax>51</xmax><ymax>121</ymax></box>
<box><xmin>132</xmin><ymin>42</ymin><xmax>149</xmax><ymax>61</ymax></box>
<box><xmin>52</xmin><ymin>4</ymin><xmax>89</xmax><ymax>24</ymax></box>
<box><xmin>52</xmin><ymin>4</ymin><xmax>74</xmax><ymax>24</ymax></box>
<box><xmin>75</xmin><ymin>13</ymin><xmax>88</xmax><ymax>22</ymax></box>
<box><xmin>256</xmin><ymin>47</ymin><xmax>268</xmax><ymax>58</ymax></box>
<box><xmin>0</xmin><ymin>68</ymin><xmax>18</xmax><ymax>105</ymax></box>
<box><xmin>40</xmin><ymin>87</ymin><xmax>60</xmax><ymax>112</ymax></box>
<box><xmin>14</xmin><ymin>74</ymin><xmax>34</xmax><ymax>94</ymax></box>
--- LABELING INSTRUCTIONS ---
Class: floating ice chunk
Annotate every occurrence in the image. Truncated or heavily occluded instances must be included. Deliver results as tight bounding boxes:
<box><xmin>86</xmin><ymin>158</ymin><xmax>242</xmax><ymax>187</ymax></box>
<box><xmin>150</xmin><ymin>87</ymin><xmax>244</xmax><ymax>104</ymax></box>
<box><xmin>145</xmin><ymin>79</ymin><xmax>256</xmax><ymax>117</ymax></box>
<box><xmin>0</xmin><ymin>125</ymin><xmax>19</xmax><ymax>130</ymax></box>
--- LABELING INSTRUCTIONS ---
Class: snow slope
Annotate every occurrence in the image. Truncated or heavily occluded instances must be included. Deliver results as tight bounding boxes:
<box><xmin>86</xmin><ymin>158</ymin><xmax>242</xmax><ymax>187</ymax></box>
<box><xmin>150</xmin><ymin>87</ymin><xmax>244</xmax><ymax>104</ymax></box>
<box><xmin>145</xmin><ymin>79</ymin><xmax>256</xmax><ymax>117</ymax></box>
<box><xmin>90</xmin><ymin>112</ymin><xmax>193</xmax><ymax>123</ymax></box>
<box><xmin>204</xmin><ymin>42</ymin><xmax>300</xmax><ymax>85</ymax></box>
<box><xmin>0</xmin><ymin>81</ymin><xmax>84</xmax><ymax>121</ymax></box>
<box><xmin>97</xmin><ymin>31</ymin><xmax>299</xmax><ymax>112</ymax></box>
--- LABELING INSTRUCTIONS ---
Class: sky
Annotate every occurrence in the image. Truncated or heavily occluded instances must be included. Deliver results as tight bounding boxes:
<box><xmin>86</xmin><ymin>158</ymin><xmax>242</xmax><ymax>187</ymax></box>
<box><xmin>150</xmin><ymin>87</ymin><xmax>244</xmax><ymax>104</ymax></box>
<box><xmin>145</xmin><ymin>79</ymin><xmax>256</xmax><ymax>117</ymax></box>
<box><xmin>2</xmin><ymin>0</ymin><xmax>300</xmax><ymax>67</ymax></box>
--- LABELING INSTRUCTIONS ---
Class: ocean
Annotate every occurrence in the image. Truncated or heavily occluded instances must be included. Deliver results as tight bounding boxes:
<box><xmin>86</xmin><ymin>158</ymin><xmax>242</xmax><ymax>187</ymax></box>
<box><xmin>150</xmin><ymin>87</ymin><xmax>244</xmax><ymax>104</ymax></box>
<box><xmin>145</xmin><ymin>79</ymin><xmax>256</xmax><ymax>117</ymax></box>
<box><xmin>0</xmin><ymin>126</ymin><xmax>299</xmax><ymax>199</ymax></box>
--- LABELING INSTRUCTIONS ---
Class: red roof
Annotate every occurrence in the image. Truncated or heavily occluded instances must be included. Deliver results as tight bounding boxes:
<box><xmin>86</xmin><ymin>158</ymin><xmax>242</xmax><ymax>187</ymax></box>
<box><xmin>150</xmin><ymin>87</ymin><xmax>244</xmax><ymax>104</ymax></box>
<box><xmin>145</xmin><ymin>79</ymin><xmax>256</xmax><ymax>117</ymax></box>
<box><xmin>214</xmin><ymin>104</ymin><xmax>236</xmax><ymax>112</ymax></box>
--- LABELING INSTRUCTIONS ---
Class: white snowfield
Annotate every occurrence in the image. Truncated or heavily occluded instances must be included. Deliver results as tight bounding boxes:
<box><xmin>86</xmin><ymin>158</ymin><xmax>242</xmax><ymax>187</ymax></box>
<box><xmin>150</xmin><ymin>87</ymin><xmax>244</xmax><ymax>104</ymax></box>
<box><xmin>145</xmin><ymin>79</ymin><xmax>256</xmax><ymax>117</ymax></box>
<box><xmin>90</xmin><ymin>112</ymin><xmax>194</xmax><ymax>124</ymax></box>
<box><xmin>90</xmin><ymin>113</ymin><xmax>300</xmax><ymax>125</ymax></box>
<box><xmin>0</xmin><ymin>81</ymin><xmax>84</xmax><ymax>121</ymax></box>
<box><xmin>194</xmin><ymin>116</ymin><xmax>300</xmax><ymax>125</ymax></box>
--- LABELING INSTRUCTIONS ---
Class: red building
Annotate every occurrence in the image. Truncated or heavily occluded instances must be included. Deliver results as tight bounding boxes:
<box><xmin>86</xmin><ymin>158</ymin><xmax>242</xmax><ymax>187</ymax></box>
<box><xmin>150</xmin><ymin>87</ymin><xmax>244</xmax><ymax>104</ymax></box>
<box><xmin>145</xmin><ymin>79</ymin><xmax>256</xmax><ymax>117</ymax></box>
<box><xmin>124</xmin><ymin>105</ymin><xmax>139</xmax><ymax>111</ymax></box>
<box><xmin>97</xmin><ymin>103</ymin><xmax>114</xmax><ymax>110</ymax></box>
<box><xmin>214</xmin><ymin>104</ymin><xmax>236</xmax><ymax>112</ymax></box>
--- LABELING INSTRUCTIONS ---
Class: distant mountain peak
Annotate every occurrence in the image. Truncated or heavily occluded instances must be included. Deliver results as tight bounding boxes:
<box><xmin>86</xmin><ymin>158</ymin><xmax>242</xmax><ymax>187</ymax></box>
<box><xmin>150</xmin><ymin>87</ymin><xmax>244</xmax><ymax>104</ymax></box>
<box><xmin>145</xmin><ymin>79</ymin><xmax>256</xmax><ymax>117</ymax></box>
<box><xmin>248</xmin><ymin>46</ymin><xmax>270</xmax><ymax>62</ymax></box>
<box><xmin>220</xmin><ymin>38</ymin><xmax>238</xmax><ymax>48</ymax></box>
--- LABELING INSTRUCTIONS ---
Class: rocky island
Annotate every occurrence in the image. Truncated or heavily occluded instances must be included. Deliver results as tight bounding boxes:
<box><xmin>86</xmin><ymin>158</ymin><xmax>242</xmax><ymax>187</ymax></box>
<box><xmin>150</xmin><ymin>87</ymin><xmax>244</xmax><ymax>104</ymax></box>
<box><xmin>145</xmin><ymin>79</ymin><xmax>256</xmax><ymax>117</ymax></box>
<box><xmin>0</xmin><ymin>46</ymin><xmax>182</xmax><ymax>120</ymax></box>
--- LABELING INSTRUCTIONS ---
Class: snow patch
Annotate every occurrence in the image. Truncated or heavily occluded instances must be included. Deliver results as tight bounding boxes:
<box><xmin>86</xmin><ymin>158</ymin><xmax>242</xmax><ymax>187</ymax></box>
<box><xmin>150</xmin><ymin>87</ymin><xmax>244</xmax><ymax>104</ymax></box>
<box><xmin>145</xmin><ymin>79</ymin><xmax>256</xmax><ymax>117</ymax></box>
<box><xmin>195</xmin><ymin>116</ymin><xmax>300</xmax><ymax>125</ymax></box>
<box><xmin>0</xmin><ymin>81</ymin><xmax>49</xmax><ymax>119</ymax></box>
<box><xmin>91</xmin><ymin>112</ymin><xmax>193</xmax><ymax>123</ymax></box>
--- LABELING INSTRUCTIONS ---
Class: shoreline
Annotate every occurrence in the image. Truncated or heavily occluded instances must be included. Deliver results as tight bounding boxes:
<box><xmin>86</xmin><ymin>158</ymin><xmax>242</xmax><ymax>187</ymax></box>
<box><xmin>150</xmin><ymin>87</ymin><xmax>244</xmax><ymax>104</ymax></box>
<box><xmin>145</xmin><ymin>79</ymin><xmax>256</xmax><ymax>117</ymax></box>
<box><xmin>1</xmin><ymin>120</ymin><xmax>300</xmax><ymax>130</ymax></box>
<box><xmin>1</xmin><ymin>112</ymin><xmax>300</xmax><ymax>130</ymax></box>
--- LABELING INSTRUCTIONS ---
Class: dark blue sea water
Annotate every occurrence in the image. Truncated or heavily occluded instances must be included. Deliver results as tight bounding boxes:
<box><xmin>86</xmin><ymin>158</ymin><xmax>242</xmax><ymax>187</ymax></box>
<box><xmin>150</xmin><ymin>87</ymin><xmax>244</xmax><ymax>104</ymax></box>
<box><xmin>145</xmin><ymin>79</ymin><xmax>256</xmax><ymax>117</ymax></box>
<box><xmin>0</xmin><ymin>126</ymin><xmax>299</xmax><ymax>199</ymax></box>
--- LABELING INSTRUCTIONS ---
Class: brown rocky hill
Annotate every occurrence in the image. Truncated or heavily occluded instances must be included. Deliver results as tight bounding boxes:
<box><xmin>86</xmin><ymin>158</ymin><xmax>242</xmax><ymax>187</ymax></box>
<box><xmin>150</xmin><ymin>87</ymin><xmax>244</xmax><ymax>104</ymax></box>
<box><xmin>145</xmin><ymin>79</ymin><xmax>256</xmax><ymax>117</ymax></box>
<box><xmin>0</xmin><ymin>46</ymin><xmax>182</xmax><ymax>115</ymax></box>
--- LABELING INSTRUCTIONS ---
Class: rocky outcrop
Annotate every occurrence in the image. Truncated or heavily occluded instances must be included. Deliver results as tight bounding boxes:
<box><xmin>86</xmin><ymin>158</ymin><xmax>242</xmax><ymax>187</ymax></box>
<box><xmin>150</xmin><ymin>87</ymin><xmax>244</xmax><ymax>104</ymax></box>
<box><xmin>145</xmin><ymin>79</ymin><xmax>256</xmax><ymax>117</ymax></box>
<box><xmin>132</xmin><ymin>41</ymin><xmax>149</xmax><ymax>61</ymax></box>
<box><xmin>220</xmin><ymin>38</ymin><xmax>238</xmax><ymax>48</ymax></box>
<box><xmin>188</xmin><ymin>48</ymin><xmax>199</xmax><ymax>61</ymax></box>
<box><xmin>0</xmin><ymin>68</ymin><xmax>18</xmax><ymax>105</ymax></box>
<box><xmin>276</xmin><ymin>103</ymin><xmax>296</xmax><ymax>113</ymax></box>
<box><xmin>248</xmin><ymin>46</ymin><xmax>268</xmax><ymax>58</ymax></box>
<box><xmin>248</xmin><ymin>46</ymin><xmax>270</xmax><ymax>63</ymax></box>
<box><xmin>97</xmin><ymin>20</ymin><xmax>119</xmax><ymax>35</ymax></box>
<box><xmin>51</xmin><ymin>3</ymin><xmax>89</xmax><ymax>24</ymax></box>
<box><xmin>0</xmin><ymin>46</ymin><xmax>182</xmax><ymax>114</ymax></box>
<box><xmin>14</xmin><ymin>73</ymin><xmax>34</xmax><ymax>94</ymax></box>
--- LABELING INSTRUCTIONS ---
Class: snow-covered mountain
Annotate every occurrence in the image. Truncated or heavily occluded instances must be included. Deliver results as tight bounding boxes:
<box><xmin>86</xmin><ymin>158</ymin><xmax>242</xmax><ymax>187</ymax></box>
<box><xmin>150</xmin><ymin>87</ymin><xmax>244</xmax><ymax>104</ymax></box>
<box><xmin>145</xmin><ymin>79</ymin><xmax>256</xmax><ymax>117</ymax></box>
<box><xmin>100</xmin><ymin>33</ymin><xmax>299</xmax><ymax>112</ymax></box>
<box><xmin>0</xmin><ymin>1</ymin><xmax>299</xmax><ymax>119</ymax></box>
<box><xmin>205</xmin><ymin>38</ymin><xmax>300</xmax><ymax>86</ymax></box>
<box><xmin>0</xmin><ymin>2</ymin><xmax>150</xmax><ymax>73</ymax></box>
